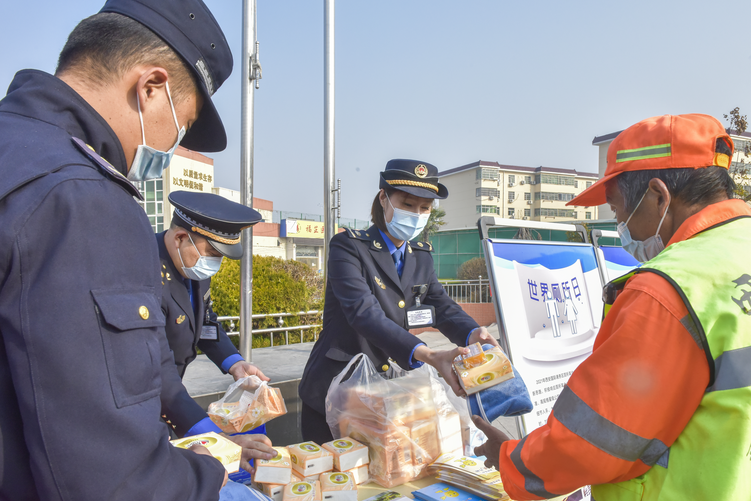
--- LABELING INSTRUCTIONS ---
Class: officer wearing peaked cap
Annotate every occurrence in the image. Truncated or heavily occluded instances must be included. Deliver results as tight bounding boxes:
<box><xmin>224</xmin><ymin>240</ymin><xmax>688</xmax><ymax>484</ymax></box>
<box><xmin>157</xmin><ymin>192</ymin><xmax>278</xmax><ymax>467</ymax></box>
<box><xmin>299</xmin><ymin>159</ymin><xmax>500</xmax><ymax>444</ymax></box>
<box><xmin>0</xmin><ymin>0</ymin><xmax>244</xmax><ymax>499</ymax></box>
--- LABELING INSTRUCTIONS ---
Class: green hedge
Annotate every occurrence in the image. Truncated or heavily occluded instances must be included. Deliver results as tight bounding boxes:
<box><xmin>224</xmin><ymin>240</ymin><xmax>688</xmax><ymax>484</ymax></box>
<box><xmin>209</xmin><ymin>255</ymin><xmax>324</xmax><ymax>349</ymax></box>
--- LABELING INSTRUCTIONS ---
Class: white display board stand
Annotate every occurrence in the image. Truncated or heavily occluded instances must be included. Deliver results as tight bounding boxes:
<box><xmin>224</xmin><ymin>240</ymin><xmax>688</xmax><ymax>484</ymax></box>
<box><xmin>591</xmin><ymin>229</ymin><xmax>640</xmax><ymax>283</ymax></box>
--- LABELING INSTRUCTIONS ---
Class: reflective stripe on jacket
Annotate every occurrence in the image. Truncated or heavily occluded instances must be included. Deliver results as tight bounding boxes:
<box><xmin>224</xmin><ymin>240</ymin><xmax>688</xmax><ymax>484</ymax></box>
<box><xmin>498</xmin><ymin>199</ymin><xmax>751</xmax><ymax>500</ymax></box>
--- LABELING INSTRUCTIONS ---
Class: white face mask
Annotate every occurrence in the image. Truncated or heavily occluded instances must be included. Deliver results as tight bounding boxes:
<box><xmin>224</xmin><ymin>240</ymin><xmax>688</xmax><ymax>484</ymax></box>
<box><xmin>385</xmin><ymin>194</ymin><xmax>430</xmax><ymax>242</ymax></box>
<box><xmin>178</xmin><ymin>234</ymin><xmax>223</xmax><ymax>281</ymax></box>
<box><xmin>127</xmin><ymin>81</ymin><xmax>186</xmax><ymax>182</ymax></box>
<box><xmin>617</xmin><ymin>188</ymin><xmax>671</xmax><ymax>263</ymax></box>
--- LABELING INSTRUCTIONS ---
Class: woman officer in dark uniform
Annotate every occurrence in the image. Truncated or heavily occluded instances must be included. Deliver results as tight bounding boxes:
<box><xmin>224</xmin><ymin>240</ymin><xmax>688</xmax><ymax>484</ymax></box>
<box><xmin>298</xmin><ymin>159</ymin><xmax>498</xmax><ymax>444</ymax></box>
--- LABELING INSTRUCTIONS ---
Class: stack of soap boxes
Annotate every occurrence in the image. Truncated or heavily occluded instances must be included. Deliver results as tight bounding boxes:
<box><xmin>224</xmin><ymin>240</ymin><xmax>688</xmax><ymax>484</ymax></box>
<box><xmin>253</xmin><ymin>438</ymin><xmax>370</xmax><ymax>501</ymax></box>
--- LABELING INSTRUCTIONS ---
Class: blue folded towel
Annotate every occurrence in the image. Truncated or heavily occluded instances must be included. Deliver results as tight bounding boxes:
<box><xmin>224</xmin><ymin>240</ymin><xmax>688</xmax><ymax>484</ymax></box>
<box><xmin>467</xmin><ymin>344</ymin><xmax>533</xmax><ymax>422</ymax></box>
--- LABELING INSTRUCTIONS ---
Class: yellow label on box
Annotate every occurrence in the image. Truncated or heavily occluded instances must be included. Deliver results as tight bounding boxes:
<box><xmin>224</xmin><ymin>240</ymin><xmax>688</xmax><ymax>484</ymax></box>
<box><xmin>453</xmin><ymin>346</ymin><xmax>514</xmax><ymax>395</ymax></box>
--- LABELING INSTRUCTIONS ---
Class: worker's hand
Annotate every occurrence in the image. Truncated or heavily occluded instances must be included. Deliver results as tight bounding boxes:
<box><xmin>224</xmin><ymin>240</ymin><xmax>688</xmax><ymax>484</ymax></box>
<box><xmin>414</xmin><ymin>344</ymin><xmax>469</xmax><ymax>397</ymax></box>
<box><xmin>228</xmin><ymin>361</ymin><xmax>269</xmax><ymax>382</ymax></box>
<box><xmin>468</xmin><ymin>327</ymin><xmax>500</xmax><ymax>349</ymax></box>
<box><xmin>472</xmin><ymin>415</ymin><xmax>511</xmax><ymax>471</ymax></box>
<box><xmin>225</xmin><ymin>433</ymin><xmax>276</xmax><ymax>474</ymax></box>
<box><xmin>188</xmin><ymin>443</ymin><xmax>228</xmax><ymax>487</ymax></box>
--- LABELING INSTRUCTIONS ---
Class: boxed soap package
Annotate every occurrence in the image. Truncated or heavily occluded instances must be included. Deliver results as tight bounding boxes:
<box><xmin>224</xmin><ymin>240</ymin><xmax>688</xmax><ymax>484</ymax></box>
<box><xmin>322</xmin><ymin>437</ymin><xmax>369</xmax><ymax>472</ymax></box>
<box><xmin>452</xmin><ymin>344</ymin><xmax>514</xmax><ymax>395</ymax></box>
<box><xmin>320</xmin><ymin>471</ymin><xmax>357</xmax><ymax>501</ymax></box>
<box><xmin>170</xmin><ymin>432</ymin><xmax>242</xmax><ymax>474</ymax></box>
<box><xmin>344</xmin><ymin>464</ymin><xmax>369</xmax><ymax>485</ymax></box>
<box><xmin>282</xmin><ymin>481</ymin><xmax>322</xmax><ymax>501</ymax></box>
<box><xmin>254</xmin><ymin>447</ymin><xmax>294</xmax><ymax>485</ymax></box>
<box><xmin>254</xmin><ymin>473</ymin><xmax>302</xmax><ymax>501</ymax></box>
<box><xmin>288</xmin><ymin>442</ymin><xmax>334</xmax><ymax>477</ymax></box>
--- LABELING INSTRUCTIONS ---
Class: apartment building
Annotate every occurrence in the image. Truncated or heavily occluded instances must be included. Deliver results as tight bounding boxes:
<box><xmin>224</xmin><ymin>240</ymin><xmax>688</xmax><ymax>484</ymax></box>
<box><xmin>437</xmin><ymin>161</ymin><xmax>599</xmax><ymax>228</ymax></box>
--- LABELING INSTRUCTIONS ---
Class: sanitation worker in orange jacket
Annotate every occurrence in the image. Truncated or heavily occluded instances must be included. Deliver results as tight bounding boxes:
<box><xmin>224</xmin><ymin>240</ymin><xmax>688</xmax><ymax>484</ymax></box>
<box><xmin>475</xmin><ymin>114</ymin><xmax>751</xmax><ymax>500</ymax></box>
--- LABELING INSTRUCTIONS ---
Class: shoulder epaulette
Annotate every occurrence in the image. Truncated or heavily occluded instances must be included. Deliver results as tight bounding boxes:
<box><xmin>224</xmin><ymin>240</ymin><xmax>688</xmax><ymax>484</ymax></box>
<box><xmin>71</xmin><ymin>137</ymin><xmax>142</xmax><ymax>200</ymax></box>
<box><xmin>409</xmin><ymin>240</ymin><xmax>433</xmax><ymax>252</ymax></box>
<box><xmin>345</xmin><ymin>227</ymin><xmax>372</xmax><ymax>241</ymax></box>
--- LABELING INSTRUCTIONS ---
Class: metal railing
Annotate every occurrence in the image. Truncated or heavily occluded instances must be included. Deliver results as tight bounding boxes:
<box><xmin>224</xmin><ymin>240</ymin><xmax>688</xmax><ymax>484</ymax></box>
<box><xmin>217</xmin><ymin>311</ymin><xmax>322</xmax><ymax>347</ymax></box>
<box><xmin>438</xmin><ymin>278</ymin><xmax>491</xmax><ymax>303</ymax></box>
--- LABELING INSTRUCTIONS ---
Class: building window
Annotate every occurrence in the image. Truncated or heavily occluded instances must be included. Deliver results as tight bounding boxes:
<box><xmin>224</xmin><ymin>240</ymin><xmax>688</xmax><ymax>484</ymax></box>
<box><xmin>535</xmin><ymin>192</ymin><xmax>575</xmax><ymax>201</ymax></box>
<box><xmin>524</xmin><ymin>208</ymin><xmax>531</xmax><ymax>217</ymax></box>
<box><xmin>476</xmin><ymin>187</ymin><xmax>500</xmax><ymax>198</ymax></box>
<box><xmin>586</xmin><ymin>181</ymin><xmax>592</xmax><ymax>188</ymax></box>
<box><xmin>508</xmin><ymin>208</ymin><xmax>515</xmax><ymax>218</ymax></box>
<box><xmin>508</xmin><ymin>191</ymin><xmax>515</xmax><ymax>203</ymax></box>
<box><xmin>525</xmin><ymin>175</ymin><xmax>532</xmax><ymax>184</ymax></box>
<box><xmin>585</xmin><ymin>212</ymin><xmax>592</xmax><ymax>220</ymax></box>
<box><xmin>534</xmin><ymin>208</ymin><xmax>577</xmax><ymax>218</ymax></box>
<box><xmin>136</xmin><ymin>179</ymin><xmax>165</xmax><ymax>233</ymax></box>
<box><xmin>538</xmin><ymin>174</ymin><xmax>576</xmax><ymax>186</ymax></box>
<box><xmin>524</xmin><ymin>192</ymin><xmax>531</xmax><ymax>201</ymax></box>
<box><xmin>476</xmin><ymin>167</ymin><xmax>499</xmax><ymax>181</ymax></box>
<box><xmin>508</xmin><ymin>174</ymin><xmax>516</xmax><ymax>184</ymax></box>
<box><xmin>476</xmin><ymin>205</ymin><xmax>500</xmax><ymax>214</ymax></box>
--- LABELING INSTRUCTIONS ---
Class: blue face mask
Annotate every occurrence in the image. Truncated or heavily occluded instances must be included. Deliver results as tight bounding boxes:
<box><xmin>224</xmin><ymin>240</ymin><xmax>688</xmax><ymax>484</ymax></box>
<box><xmin>178</xmin><ymin>234</ymin><xmax>224</xmax><ymax>281</ymax></box>
<box><xmin>385</xmin><ymin>194</ymin><xmax>431</xmax><ymax>242</ymax></box>
<box><xmin>127</xmin><ymin>81</ymin><xmax>186</xmax><ymax>182</ymax></box>
<box><xmin>617</xmin><ymin>188</ymin><xmax>670</xmax><ymax>263</ymax></box>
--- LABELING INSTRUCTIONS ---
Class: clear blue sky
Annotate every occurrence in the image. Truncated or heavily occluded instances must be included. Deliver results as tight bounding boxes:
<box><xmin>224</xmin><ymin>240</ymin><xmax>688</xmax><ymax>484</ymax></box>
<box><xmin>2</xmin><ymin>1</ymin><xmax>750</xmax><ymax>221</ymax></box>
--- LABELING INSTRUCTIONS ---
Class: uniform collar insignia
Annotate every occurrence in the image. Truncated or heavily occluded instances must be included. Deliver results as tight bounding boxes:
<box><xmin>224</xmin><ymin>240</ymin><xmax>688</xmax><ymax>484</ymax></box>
<box><xmin>373</xmin><ymin>240</ymin><xmax>383</xmax><ymax>250</ymax></box>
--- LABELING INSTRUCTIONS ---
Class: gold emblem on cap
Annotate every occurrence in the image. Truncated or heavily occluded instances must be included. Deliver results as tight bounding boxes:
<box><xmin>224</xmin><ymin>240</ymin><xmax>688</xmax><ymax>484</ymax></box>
<box><xmin>414</xmin><ymin>164</ymin><xmax>428</xmax><ymax>178</ymax></box>
<box><xmin>138</xmin><ymin>306</ymin><xmax>149</xmax><ymax>320</ymax></box>
<box><xmin>381</xmin><ymin>364</ymin><xmax>389</xmax><ymax>372</ymax></box>
<box><xmin>375</xmin><ymin>277</ymin><xmax>386</xmax><ymax>290</ymax></box>
<box><xmin>374</xmin><ymin>241</ymin><xmax>382</xmax><ymax>250</ymax></box>
<box><xmin>398</xmin><ymin>300</ymin><xmax>405</xmax><ymax>308</ymax></box>
<box><xmin>176</xmin><ymin>315</ymin><xmax>186</xmax><ymax>325</ymax></box>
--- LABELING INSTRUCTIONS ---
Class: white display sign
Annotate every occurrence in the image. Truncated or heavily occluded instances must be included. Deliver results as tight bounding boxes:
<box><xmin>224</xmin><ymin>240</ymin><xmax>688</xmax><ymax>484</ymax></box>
<box><xmin>485</xmin><ymin>240</ymin><xmax>603</xmax><ymax>435</ymax></box>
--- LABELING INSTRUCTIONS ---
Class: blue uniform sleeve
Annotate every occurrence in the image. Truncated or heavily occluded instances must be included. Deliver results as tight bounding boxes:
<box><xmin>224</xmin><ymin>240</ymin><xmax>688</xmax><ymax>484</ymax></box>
<box><xmin>409</xmin><ymin>342</ymin><xmax>427</xmax><ymax>368</ymax></box>
<box><xmin>199</xmin><ymin>286</ymin><xmax>242</xmax><ymax>373</ymax></box>
<box><xmin>466</xmin><ymin>327</ymin><xmax>479</xmax><ymax>346</ymax></box>
<box><xmin>220</xmin><ymin>353</ymin><xmax>245</xmax><ymax>373</ymax></box>
<box><xmin>186</xmin><ymin>416</ymin><xmax>224</xmax><ymax>436</ymax></box>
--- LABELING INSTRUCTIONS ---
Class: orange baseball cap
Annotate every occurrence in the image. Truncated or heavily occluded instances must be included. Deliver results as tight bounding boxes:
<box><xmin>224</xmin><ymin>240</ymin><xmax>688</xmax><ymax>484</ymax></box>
<box><xmin>568</xmin><ymin>114</ymin><xmax>734</xmax><ymax>207</ymax></box>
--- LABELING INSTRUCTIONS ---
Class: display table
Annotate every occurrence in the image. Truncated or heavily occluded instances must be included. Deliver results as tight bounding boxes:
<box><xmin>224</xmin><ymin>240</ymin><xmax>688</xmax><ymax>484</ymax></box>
<box><xmin>355</xmin><ymin>474</ymin><xmax>580</xmax><ymax>501</ymax></box>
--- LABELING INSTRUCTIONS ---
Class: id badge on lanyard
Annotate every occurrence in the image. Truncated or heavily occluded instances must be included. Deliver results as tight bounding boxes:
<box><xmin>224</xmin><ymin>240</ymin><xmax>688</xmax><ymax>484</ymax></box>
<box><xmin>199</xmin><ymin>293</ymin><xmax>220</xmax><ymax>342</ymax></box>
<box><xmin>406</xmin><ymin>284</ymin><xmax>435</xmax><ymax>328</ymax></box>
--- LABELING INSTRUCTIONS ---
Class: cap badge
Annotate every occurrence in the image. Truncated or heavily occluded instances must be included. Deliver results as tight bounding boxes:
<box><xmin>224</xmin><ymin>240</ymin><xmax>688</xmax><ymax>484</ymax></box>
<box><xmin>414</xmin><ymin>164</ymin><xmax>428</xmax><ymax>178</ymax></box>
<box><xmin>374</xmin><ymin>277</ymin><xmax>386</xmax><ymax>290</ymax></box>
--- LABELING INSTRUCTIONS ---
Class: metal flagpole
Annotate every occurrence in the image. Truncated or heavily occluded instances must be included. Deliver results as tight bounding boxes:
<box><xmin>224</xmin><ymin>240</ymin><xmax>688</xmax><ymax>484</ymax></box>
<box><xmin>323</xmin><ymin>0</ymin><xmax>336</xmax><ymax>285</ymax></box>
<box><xmin>240</xmin><ymin>0</ymin><xmax>262</xmax><ymax>361</ymax></box>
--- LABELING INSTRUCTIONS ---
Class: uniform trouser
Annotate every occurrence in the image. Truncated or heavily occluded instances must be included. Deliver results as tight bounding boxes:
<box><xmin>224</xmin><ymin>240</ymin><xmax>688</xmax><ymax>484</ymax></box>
<box><xmin>301</xmin><ymin>402</ymin><xmax>334</xmax><ymax>444</ymax></box>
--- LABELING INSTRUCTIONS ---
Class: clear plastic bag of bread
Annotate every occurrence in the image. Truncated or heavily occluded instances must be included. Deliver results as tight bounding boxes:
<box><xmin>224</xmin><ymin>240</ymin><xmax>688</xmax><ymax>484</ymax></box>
<box><xmin>325</xmin><ymin>354</ymin><xmax>457</xmax><ymax>488</ymax></box>
<box><xmin>207</xmin><ymin>375</ymin><xmax>287</xmax><ymax>433</ymax></box>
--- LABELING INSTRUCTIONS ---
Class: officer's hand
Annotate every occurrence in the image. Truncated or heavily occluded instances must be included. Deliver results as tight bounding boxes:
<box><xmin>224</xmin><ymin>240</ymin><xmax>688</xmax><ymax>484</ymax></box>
<box><xmin>188</xmin><ymin>443</ymin><xmax>228</xmax><ymax>487</ymax></box>
<box><xmin>472</xmin><ymin>415</ymin><xmax>511</xmax><ymax>471</ymax></box>
<box><xmin>225</xmin><ymin>433</ymin><xmax>276</xmax><ymax>474</ymax></box>
<box><xmin>468</xmin><ymin>327</ymin><xmax>500</xmax><ymax>349</ymax></box>
<box><xmin>229</xmin><ymin>361</ymin><xmax>270</xmax><ymax>382</ymax></box>
<box><xmin>414</xmin><ymin>345</ymin><xmax>469</xmax><ymax>397</ymax></box>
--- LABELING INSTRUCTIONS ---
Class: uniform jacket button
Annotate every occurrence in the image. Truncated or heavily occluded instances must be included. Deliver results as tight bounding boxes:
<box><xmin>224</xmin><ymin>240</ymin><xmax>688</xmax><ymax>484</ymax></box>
<box><xmin>398</xmin><ymin>300</ymin><xmax>405</xmax><ymax>308</ymax></box>
<box><xmin>382</xmin><ymin>364</ymin><xmax>389</xmax><ymax>372</ymax></box>
<box><xmin>139</xmin><ymin>306</ymin><xmax>149</xmax><ymax>320</ymax></box>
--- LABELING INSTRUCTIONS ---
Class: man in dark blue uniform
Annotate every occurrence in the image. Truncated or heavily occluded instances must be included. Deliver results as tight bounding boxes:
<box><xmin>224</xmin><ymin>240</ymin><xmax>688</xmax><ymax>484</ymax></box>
<box><xmin>157</xmin><ymin>191</ymin><xmax>269</xmax><ymax>438</ymax></box>
<box><xmin>0</xmin><ymin>1</ymin><xmax>247</xmax><ymax>499</ymax></box>
<box><xmin>299</xmin><ymin>159</ymin><xmax>498</xmax><ymax>444</ymax></box>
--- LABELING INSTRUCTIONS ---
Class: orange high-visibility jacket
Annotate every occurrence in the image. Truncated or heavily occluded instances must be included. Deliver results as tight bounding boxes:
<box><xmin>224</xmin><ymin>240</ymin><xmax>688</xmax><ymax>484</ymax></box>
<box><xmin>498</xmin><ymin>199</ymin><xmax>751</xmax><ymax>500</ymax></box>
